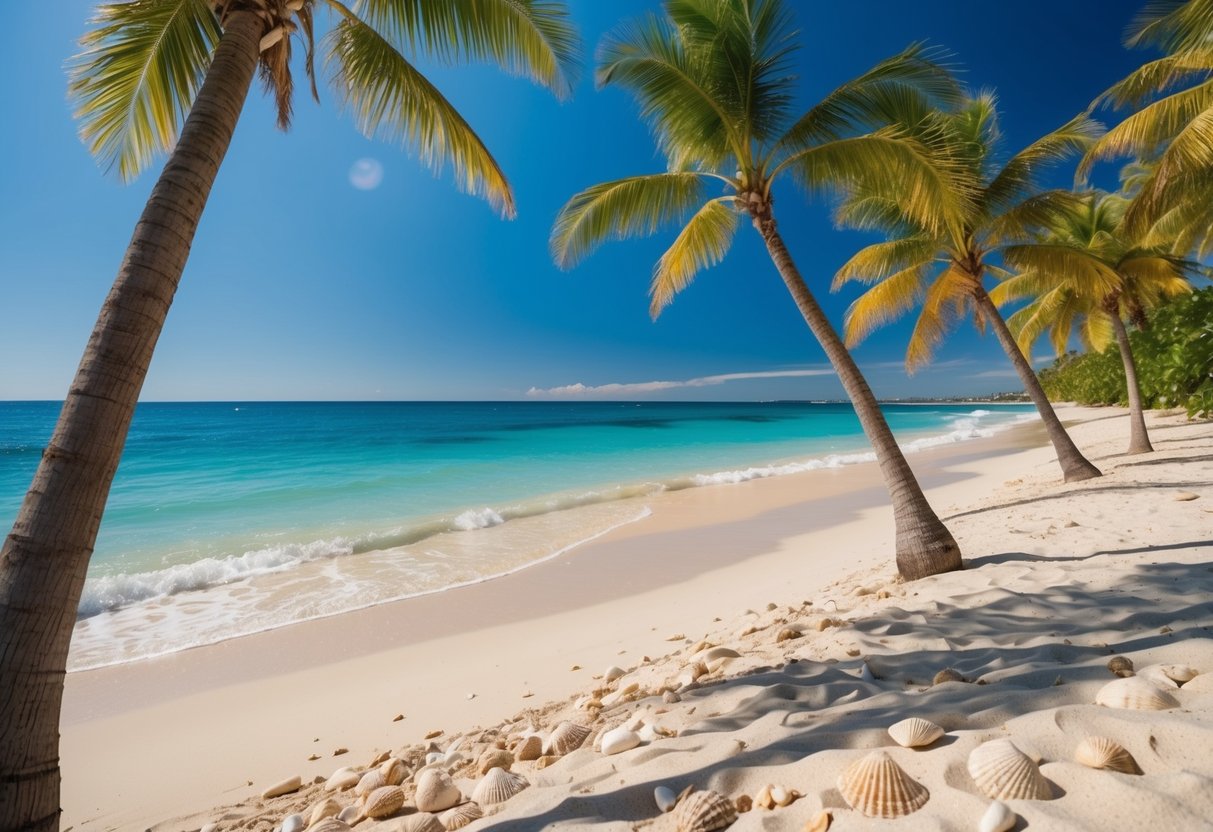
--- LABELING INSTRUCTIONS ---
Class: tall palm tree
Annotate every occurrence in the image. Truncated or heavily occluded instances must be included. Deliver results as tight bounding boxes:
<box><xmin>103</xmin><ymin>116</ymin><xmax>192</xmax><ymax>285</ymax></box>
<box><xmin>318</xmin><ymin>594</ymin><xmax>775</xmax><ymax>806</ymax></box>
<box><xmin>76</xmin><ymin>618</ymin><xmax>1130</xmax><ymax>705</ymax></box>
<box><xmin>552</xmin><ymin>0</ymin><xmax>971</xmax><ymax>582</ymax></box>
<box><xmin>832</xmin><ymin>93</ymin><xmax>1104</xmax><ymax>482</ymax></box>
<box><xmin>0</xmin><ymin>2</ymin><xmax>578</xmax><ymax>829</ymax></box>
<box><xmin>990</xmin><ymin>190</ymin><xmax>1196</xmax><ymax>454</ymax></box>
<box><xmin>1082</xmin><ymin>0</ymin><xmax>1213</xmax><ymax>236</ymax></box>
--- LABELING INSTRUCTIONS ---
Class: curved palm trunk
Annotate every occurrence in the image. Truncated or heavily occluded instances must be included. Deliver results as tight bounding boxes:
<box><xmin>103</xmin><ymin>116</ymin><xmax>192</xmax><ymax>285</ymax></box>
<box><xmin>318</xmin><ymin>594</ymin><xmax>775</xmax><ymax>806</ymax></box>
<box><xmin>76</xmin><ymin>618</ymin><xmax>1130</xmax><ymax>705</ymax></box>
<box><xmin>0</xmin><ymin>12</ymin><xmax>263</xmax><ymax>831</ymax></box>
<box><xmin>1109</xmin><ymin>311</ymin><xmax>1153</xmax><ymax>454</ymax></box>
<box><xmin>753</xmin><ymin>211</ymin><xmax>961</xmax><ymax>582</ymax></box>
<box><xmin>973</xmin><ymin>290</ymin><xmax>1102</xmax><ymax>482</ymax></box>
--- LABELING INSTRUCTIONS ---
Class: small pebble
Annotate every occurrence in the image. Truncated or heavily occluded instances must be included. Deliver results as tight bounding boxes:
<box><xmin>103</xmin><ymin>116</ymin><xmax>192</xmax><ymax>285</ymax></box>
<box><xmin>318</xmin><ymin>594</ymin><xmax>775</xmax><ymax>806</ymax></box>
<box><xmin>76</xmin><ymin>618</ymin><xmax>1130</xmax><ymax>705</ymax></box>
<box><xmin>392</xmin><ymin>714</ymin><xmax>404</xmax><ymax>722</ymax></box>
<box><xmin>332</xmin><ymin>748</ymin><xmax>348</xmax><ymax>757</ymax></box>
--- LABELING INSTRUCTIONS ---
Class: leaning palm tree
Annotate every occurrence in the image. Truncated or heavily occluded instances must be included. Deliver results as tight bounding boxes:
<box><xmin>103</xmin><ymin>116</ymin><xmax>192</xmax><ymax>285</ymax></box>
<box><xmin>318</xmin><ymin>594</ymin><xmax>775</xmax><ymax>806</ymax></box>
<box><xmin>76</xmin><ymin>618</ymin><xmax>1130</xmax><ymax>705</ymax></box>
<box><xmin>553</xmin><ymin>0</ymin><xmax>971</xmax><ymax>582</ymax></box>
<box><xmin>991</xmin><ymin>190</ymin><xmax>1196</xmax><ymax>454</ymax></box>
<box><xmin>0</xmin><ymin>2</ymin><xmax>578</xmax><ymax>829</ymax></box>
<box><xmin>833</xmin><ymin>93</ymin><xmax>1104</xmax><ymax>482</ymax></box>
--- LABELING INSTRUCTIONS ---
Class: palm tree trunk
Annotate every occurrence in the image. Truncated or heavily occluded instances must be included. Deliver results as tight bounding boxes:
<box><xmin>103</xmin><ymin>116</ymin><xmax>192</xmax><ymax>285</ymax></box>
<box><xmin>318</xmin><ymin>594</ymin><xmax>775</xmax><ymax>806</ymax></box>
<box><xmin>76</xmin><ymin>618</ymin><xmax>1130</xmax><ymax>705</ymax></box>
<box><xmin>973</xmin><ymin>289</ymin><xmax>1102</xmax><ymax>482</ymax></box>
<box><xmin>0</xmin><ymin>12</ymin><xmax>263</xmax><ymax>831</ymax></box>
<box><xmin>752</xmin><ymin>211</ymin><xmax>961</xmax><ymax>582</ymax></box>
<box><xmin>1109</xmin><ymin>311</ymin><xmax>1153</xmax><ymax>454</ymax></box>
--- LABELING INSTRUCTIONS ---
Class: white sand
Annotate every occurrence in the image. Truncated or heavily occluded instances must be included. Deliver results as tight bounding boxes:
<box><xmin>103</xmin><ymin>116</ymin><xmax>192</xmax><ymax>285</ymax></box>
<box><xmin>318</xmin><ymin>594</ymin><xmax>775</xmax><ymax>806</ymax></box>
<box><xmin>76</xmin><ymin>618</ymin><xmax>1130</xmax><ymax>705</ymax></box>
<box><xmin>58</xmin><ymin>406</ymin><xmax>1213</xmax><ymax>831</ymax></box>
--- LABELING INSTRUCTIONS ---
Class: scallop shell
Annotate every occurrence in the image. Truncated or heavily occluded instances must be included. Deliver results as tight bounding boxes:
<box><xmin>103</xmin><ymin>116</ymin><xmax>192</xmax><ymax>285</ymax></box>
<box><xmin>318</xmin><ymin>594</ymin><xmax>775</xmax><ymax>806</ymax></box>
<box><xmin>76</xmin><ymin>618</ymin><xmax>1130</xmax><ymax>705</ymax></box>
<box><xmin>545</xmin><ymin>722</ymin><xmax>591</xmax><ymax>756</ymax></box>
<box><xmin>362</xmin><ymin>785</ymin><xmax>405</xmax><ymax>820</ymax></box>
<box><xmin>1136</xmin><ymin>665</ymin><xmax>1180</xmax><ymax>688</ymax></box>
<box><xmin>837</xmin><ymin>751</ymin><xmax>929</xmax><ymax>818</ymax></box>
<box><xmin>887</xmin><ymin>718</ymin><xmax>944</xmax><ymax>748</ymax></box>
<box><xmin>308</xmin><ymin>820</ymin><xmax>352</xmax><ymax>832</ymax></box>
<box><xmin>440</xmin><ymin>803</ymin><xmax>483</xmax><ymax>830</ymax></box>
<box><xmin>398</xmin><ymin>813</ymin><xmax>445</xmax><ymax>832</ymax></box>
<box><xmin>1075</xmin><ymin>736</ymin><xmax>1140</xmax><ymax>774</ymax></box>
<box><xmin>515</xmin><ymin>735</ymin><xmax>543</xmax><ymax>761</ymax></box>
<box><xmin>380</xmin><ymin>756</ymin><xmax>408</xmax><ymax>786</ymax></box>
<box><xmin>414</xmin><ymin>769</ymin><xmax>462</xmax><ymax>813</ymax></box>
<box><xmin>477</xmin><ymin>748</ymin><xmax>514</xmax><ymax>774</ymax></box>
<box><xmin>354</xmin><ymin>767</ymin><xmax>385</xmax><ymax>797</ymax></box>
<box><xmin>308</xmin><ymin>797</ymin><xmax>343</xmax><ymax>827</ymax></box>
<box><xmin>1095</xmin><ymin>676</ymin><xmax>1180</xmax><ymax>710</ymax></box>
<box><xmin>967</xmin><ymin>739</ymin><xmax>1052</xmax><ymax>800</ymax></box>
<box><xmin>472</xmin><ymin>766</ymin><xmax>529</xmax><ymax>804</ymax></box>
<box><xmin>672</xmin><ymin>790</ymin><xmax>737</xmax><ymax>832</ymax></box>
<box><xmin>977</xmin><ymin>800</ymin><xmax>1016</xmax><ymax>832</ymax></box>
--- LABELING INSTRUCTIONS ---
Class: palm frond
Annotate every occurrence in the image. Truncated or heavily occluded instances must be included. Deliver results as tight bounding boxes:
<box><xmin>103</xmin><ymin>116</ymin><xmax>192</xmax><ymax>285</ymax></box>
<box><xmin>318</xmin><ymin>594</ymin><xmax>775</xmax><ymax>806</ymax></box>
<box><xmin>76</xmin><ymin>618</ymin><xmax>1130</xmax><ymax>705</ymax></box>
<box><xmin>1001</xmin><ymin>242</ymin><xmax>1124</xmax><ymax>298</ymax></box>
<box><xmin>985</xmin><ymin>113</ymin><xmax>1102</xmax><ymax>210</ymax></box>
<box><xmin>1081</xmin><ymin>79</ymin><xmax>1213</xmax><ymax>175</ymax></box>
<box><xmin>68</xmin><ymin>0</ymin><xmax>220</xmax><ymax>181</ymax></box>
<box><xmin>550</xmin><ymin>172</ymin><xmax>708</xmax><ymax>269</ymax></box>
<box><xmin>327</xmin><ymin>15</ymin><xmax>514</xmax><ymax>217</ymax></box>
<box><xmin>905</xmin><ymin>266</ymin><xmax>972</xmax><ymax>371</ymax></box>
<box><xmin>1095</xmin><ymin>50</ymin><xmax>1213</xmax><ymax>110</ymax></box>
<box><xmin>1127</xmin><ymin>0</ymin><xmax>1213</xmax><ymax>53</ymax></box>
<box><xmin>1006</xmin><ymin>288</ymin><xmax>1069</xmax><ymax>355</ymax></box>
<box><xmin>1122</xmin><ymin>101</ymin><xmax>1213</xmax><ymax>232</ymax></box>
<box><xmin>987</xmin><ymin>189</ymin><xmax>1087</xmax><ymax>244</ymax></box>
<box><xmin>988</xmin><ymin>269</ymin><xmax>1056</xmax><ymax>306</ymax></box>
<box><xmin>1081</xmin><ymin>308</ymin><xmax>1114</xmax><ymax>352</ymax></box>
<box><xmin>353</xmin><ymin>0</ymin><xmax>581</xmax><ymax>99</ymax></box>
<box><xmin>832</xmin><ymin>236</ymin><xmax>936</xmax><ymax>289</ymax></box>
<box><xmin>841</xmin><ymin>262</ymin><xmax>930</xmax><ymax>346</ymax></box>
<box><xmin>649</xmin><ymin>197</ymin><xmax>739</xmax><ymax>318</ymax></box>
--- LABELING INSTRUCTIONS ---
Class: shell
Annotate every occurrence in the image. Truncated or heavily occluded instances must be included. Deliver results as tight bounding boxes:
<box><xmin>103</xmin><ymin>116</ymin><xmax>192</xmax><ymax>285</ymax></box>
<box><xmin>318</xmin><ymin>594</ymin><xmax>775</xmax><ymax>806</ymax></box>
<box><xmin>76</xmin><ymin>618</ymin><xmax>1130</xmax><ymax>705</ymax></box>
<box><xmin>281</xmin><ymin>814</ymin><xmax>305</xmax><ymax>832</ymax></box>
<box><xmin>1095</xmin><ymin>676</ymin><xmax>1180</xmax><ymax>710</ymax></box>
<box><xmin>477</xmin><ymin>748</ymin><xmax>514</xmax><ymax>774</ymax></box>
<box><xmin>698</xmin><ymin>646</ymin><xmax>741</xmax><ymax>663</ymax></box>
<box><xmin>1106</xmin><ymin>656</ymin><xmax>1134</xmax><ymax>677</ymax></box>
<box><xmin>262</xmin><ymin>775</ymin><xmax>302</xmax><ymax>799</ymax></box>
<box><xmin>324</xmin><ymin>767</ymin><xmax>360</xmax><ymax>792</ymax></box>
<box><xmin>672</xmin><ymin>790</ymin><xmax>737</xmax><ymax>832</ymax></box>
<box><xmin>604</xmin><ymin>665</ymin><xmax>626</xmax><ymax>682</ymax></box>
<box><xmin>308</xmin><ymin>798</ymin><xmax>343</xmax><ymax>827</ymax></box>
<box><xmin>977</xmin><ymin>801</ymin><xmax>1016</xmax><ymax>832</ymax></box>
<box><xmin>655</xmin><ymin>785</ymin><xmax>677</xmax><ymax>812</ymax></box>
<box><xmin>440</xmin><ymin>803</ymin><xmax>484</xmax><ymax>830</ymax></box>
<box><xmin>362</xmin><ymin>785</ymin><xmax>405</xmax><ymax>820</ymax></box>
<box><xmin>837</xmin><ymin>751</ymin><xmax>929</xmax><ymax>818</ymax></box>
<box><xmin>1160</xmin><ymin>664</ymin><xmax>1200</xmax><ymax>684</ymax></box>
<box><xmin>308</xmin><ymin>820</ymin><xmax>352</xmax><ymax>832</ymax></box>
<box><xmin>967</xmin><ymin>739</ymin><xmax>1052</xmax><ymax>800</ymax></box>
<box><xmin>545</xmin><ymin>722</ymin><xmax>591</xmax><ymax>756</ymax></box>
<box><xmin>354</xmin><ymin>768</ymin><xmax>385</xmax><ymax>797</ymax></box>
<box><xmin>515</xmin><ymin>735</ymin><xmax>543</xmax><ymax>761</ymax></box>
<box><xmin>337</xmin><ymin>806</ymin><xmax>360</xmax><ymax>824</ymax></box>
<box><xmin>804</xmin><ymin>810</ymin><xmax>832</xmax><ymax>832</ymax></box>
<box><xmin>414</xmin><ymin>769</ymin><xmax>463</xmax><ymax>813</ymax></box>
<box><xmin>398</xmin><ymin>813</ymin><xmax>445</xmax><ymax>832</ymax></box>
<box><xmin>1183</xmin><ymin>672</ymin><xmax>1213</xmax><ymax>692</ymax></box>
<box><xmin>1075</xmin><ymin>736</ymin><xmax>1141</xmax><ymax>774</ymax></box>
<box><xmin>932</xmin><ymin>668</ymin><xmax>964</xmax><ymax>685</ymax></box>
<box><xmin>380</xmin><ymin>756</ymin><xmax>408</xmax><ymax>786</ymax></box>
<box><xmin>887</xmin><ymin>718</ymin><xmax>944</xmax><ymax>749</ymax></box>
<box><xmin>600</xmin><ymin>726</ymin><xmax>642</xmax><ymax>756</ymax></box>
<box><xmin>472</xmin><ymin>766</ymin><xmax>529</xmax><ymax>805</ymax></box>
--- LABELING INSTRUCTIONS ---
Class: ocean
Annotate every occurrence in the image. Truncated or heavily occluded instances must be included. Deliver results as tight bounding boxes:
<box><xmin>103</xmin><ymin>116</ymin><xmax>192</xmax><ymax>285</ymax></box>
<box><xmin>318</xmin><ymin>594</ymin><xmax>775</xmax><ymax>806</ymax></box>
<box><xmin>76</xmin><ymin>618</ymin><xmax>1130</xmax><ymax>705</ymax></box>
<box><xmin>0</xmin><ymin>400</ymin><xmax>1035</xmax><ymax>670</ymax></box>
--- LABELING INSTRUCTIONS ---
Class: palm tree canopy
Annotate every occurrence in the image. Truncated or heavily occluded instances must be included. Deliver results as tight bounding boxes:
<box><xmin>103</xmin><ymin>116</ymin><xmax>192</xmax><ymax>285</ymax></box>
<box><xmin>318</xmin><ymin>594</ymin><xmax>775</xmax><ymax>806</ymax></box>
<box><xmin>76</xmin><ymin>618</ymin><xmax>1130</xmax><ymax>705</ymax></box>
<box><xmin>552</xmin><ymin>0</ymin><xmax>965</xmax><ymax>317</ymax></box>
<box><xmin>68</xmin><ymin>0</ymin><xmax>581</xmax><ymax>216</ymax></box>
<box><xmin>833</xmin><ymin>93</ymin><xmax>1103</xmax><ymax>370</ymax></box>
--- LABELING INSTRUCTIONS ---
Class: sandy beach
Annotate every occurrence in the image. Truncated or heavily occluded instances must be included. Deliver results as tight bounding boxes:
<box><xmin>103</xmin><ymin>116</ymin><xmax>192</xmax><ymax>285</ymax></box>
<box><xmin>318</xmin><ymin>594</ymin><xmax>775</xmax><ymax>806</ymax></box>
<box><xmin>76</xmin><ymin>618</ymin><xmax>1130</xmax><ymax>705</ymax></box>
<box><xmin>58</xmin><ymin>406</ymin><xmax>1213</xmax><ymax>832</ymax></box>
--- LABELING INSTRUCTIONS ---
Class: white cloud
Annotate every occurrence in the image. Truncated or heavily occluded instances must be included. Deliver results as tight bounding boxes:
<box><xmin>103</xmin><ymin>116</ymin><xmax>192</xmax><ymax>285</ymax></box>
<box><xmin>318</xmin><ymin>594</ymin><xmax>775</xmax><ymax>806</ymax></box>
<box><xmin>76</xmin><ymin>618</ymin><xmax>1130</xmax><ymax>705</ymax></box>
<box><xmin>527</xmin><ymin>368</ymin><xmax>835</xmax><ymax>398</ymax></box>
<box><xmin>349</xmin><ymin>158</ymin><xmax>384</xmax><ymax>190</ymax></box>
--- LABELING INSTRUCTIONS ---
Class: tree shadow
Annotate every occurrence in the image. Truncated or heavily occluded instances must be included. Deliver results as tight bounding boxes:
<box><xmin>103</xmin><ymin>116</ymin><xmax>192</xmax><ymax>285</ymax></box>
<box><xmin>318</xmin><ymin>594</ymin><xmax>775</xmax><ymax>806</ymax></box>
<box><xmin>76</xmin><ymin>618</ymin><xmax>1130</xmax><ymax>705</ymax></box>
<box><xmin>943</xmin><ymin>482</ymin><xmax>1213</xmax><ymax>521</ymax></box>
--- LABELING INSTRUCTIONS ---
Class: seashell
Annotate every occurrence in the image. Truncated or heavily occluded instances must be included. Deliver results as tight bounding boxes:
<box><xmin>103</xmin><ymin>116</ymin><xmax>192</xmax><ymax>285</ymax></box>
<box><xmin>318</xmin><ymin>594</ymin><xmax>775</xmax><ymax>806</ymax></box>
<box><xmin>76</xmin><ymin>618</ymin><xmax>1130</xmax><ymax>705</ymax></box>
<box><xmin>1075</xmin><ymin>736</ymin><xmax>1141</xmax><ymax>774</ymax></box>
<box><xmin>1095</xmin><ymin>676</ymin><xmax>1179</xmax><ymax>710</ymax></box>
<box><xmin>362</xmin><ymin>785</ymin><xmax>405</xmax><ymax>820</ymax></box>
<box><xmin>837</xmin><ymin>751</ymin><xmax>929</xmax><ymax>817</ymax></box>
<box><xmin>308</xmin><ymin>798</ymin><xmax>343</xmax><ymax>827</ymax></box>
<box><xmin>888</xmin><ymin>717</ymin><xmax>945</xmax><ymax>748</ymax></box>
<box><xmin>770</xmin><ymin>785</ymin><xmax>799</xmax><ymax>806</ymax></box>
<box><xmin>472</xmin><ymin>766</ymin><xmax>529</xmax><ymax>804</ymax></box>
<box><xmin>604</xmin><ymin>665</ymin><xmax>626</xmax><ymax>683</ymax></box>
<box><xmin>426</xmin><ymin>751</ymin><xmax>444</xmax><ymax>766</ymax></box>
<box><xmin>601</xmin><ymin>681</ymin><xmax>640</xmax><ymax>707</ymax></box>
<box><xmin>655</xmin><ymin>785</ymin><xmax>677</xmax><ymax>812</ymax></box>
<box><xmin>414</xmin><ymin>769</ymin><xmax>462</xmax><ymax>813</ymax></box>
<box><xmin>698</xmin><ymin>646</ymin><xmax>741</xmax><ymax>663</ymax></box>
<box><xmin>534</xmin><ymin>755</ymin><xmax>560</xmax><ymax>769</ymax></box>
<box><xmin>663</xmin><ymin>690</ymin><xmax>681</xmax><ymax>704</ymax></box>
<box><xmin>337</xmin><ymin>806</ymin><xmax>360</xmax><ymax>824</ymax></box>
<box><xmin>804</xmin><ymin>810</ymin><xmax>832</xmax><ymax>832</ymax></box>
<box><xmin>672</xmin><ymin>789</ymin><xmax>737</xmax><ymax>832</ymax></box>
<box><xmin>515</xmin><ymin>734</ymin><xmax>543</xmax><ymax>761</ymax></box>
<box><xmin>932</xmin><ymin>668</ymin><xmax>964</xmax><ymax>685</ymax></box>
<box><xmin>734</xmin><ymin>794</ymin><xmax>752</xmax><ymax>813</ymax></box>
<box><xmin>325</xmin><ymin>767</ymin><xmax>359</xmax><ymax>792</ymax></box>
<box><xmin>439</xmin><ymin>802</ymin><xmax>483</xmax><ymax>830</ymax></box>
<box><xmin>967</xmin><ymin>739</ymin><xmax>1051</xmax><ymax>800</ymax></box>
<box><xmin>442</xmin><ymin>750</ymin><xmax>466</xmax><ymax>770</ymax></box>
<box><xmin>754</xmin><ymin>784</ymin><xmax>775</xmax><ymax>810</ymax></box>
<box><xmin>1160</xmin><ymin>664</ymin><xmax>1199</xmax><ymax>684</ymax></box>
<box><xmin>201</xmin><ymin>825</ymin><xmax>218</xmax><ymax>832</ymax></box>
<box><xmin>600</xmin><ymin>726</ymin><xmax>642</xmax><ymax>756</ymax></box>
<box><xmin>1183</xmin><ymin>672</ymin><xmax>1213</xmax><ymax>692</ymax></box>
<box><xmin>262</xmin><ymin>775</ymin><xmax>301</xmax><ymax>799</ymax></box>
<box><xmin>308</xmin><ymin>820</ymin><xmax>352</xmax><ymax>832</ymax></box>
<box><xmin>977</xmin><ymin>800</ymin><xmax>1016</xmax><ymax>832</ymax></box>
<box><xmin>380</xmin><ymin>756</ymin><xmax>408</xmax><ymax>786</ymax></box>
<box><xmin>1106</xmin><ymin>656</ymin><xmax>1134</xmax><ymax>677</ymax></box>
<box><xmin>545</xmin><ymin>722</ymin><xmax>591</xmax><ymax>756</ymax></box>
<box><xmin>399</xmin><ymin>813</ymin><xmax>445</xmax><ymax>832</ymax></box>
<box><xmin>477</xmin><ymin>748</ymin><xmax>514</xmax><ymax>774</ymax></box>
<box><xmin>354</xmin><ymin>767</ymin><xmax>385</xmax><ymax>797</ymax></box>
<box><xmin>281</xmin><ymin>814</ymin><xmax>305</xmax><ymax>832</ymax></box>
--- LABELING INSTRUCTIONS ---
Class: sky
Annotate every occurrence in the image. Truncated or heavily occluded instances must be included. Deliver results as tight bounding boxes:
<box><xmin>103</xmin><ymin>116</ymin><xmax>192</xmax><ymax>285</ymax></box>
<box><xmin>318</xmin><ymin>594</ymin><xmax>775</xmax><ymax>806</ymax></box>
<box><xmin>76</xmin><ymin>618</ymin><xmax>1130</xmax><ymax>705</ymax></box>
<box><xmin>0</xmin><ymin>0</ymin><xmax>1150</xmax><ymax>402</ymax></box>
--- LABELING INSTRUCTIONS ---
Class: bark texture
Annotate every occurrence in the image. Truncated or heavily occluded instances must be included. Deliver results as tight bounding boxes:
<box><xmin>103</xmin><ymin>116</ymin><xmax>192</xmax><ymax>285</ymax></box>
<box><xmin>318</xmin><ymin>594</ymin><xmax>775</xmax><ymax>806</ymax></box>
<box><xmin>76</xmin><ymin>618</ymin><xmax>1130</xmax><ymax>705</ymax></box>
<box><xmin>0</xmin><ymin>12</ymin><xmax>263</xmax><ymax>831</ymax></box>
<box><xmin>753</xmin><ymin>209</ymin><xmax>962</xmax><ymax>581</ymax></box>
<box><xmin>974</xmin><ymin>289</ymin><xmax>1102</xmax><ymax>482</ymax></box>
<box><xmin>1109</xmin><ymin>310</ymin><xmax>1154</xmax><ymax>455</ymax></box>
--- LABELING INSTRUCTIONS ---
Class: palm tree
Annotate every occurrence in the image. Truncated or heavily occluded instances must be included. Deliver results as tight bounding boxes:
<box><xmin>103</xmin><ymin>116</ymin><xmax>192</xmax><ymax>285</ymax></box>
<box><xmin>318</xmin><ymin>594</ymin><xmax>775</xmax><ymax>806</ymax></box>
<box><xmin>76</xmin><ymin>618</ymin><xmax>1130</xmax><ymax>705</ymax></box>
<box><xmin>832</xmin><ymin>93</ymin><xmax>1104</xmax><ymax>482</ymax></box>
<box><xmin>990</xmin><ymin>190</ymin><xmax>1196</xmax><ymax>454</ymax></box>
<box><xmin>552</xmin><ymin>0</ymin><xmax>971</xmax><ymax>582</ymax></box>
<box><xmin>0</xmin><ymin>2</ymin><xmax>578</xmax><ymax>829</ymax></box>
<box><xmin>1082</xmin><ymin>0</ymin><xmax>1213</xmax><ymax>236</ymax></box>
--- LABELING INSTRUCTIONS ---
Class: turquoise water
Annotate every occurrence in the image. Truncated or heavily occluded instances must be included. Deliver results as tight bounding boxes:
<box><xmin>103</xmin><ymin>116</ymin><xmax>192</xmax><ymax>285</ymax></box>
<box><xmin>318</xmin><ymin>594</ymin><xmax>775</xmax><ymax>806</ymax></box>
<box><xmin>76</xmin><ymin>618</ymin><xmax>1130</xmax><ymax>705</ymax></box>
<box><xmin>0</xmin><ymin>401</ymin><xmax>1034</xmax><ymax>668</ymax></box>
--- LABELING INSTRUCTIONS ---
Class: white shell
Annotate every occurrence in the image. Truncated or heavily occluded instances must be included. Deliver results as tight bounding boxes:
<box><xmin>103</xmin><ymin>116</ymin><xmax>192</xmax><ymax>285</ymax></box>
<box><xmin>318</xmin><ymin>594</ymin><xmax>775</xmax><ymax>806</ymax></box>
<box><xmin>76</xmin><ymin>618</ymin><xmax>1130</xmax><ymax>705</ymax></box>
<box><xmin>697</xmin><ymin>646</ymin><xmax>741</xmax><ymax>663</ymax></box>
<box><xmin>354</xmin><ymin>767</ymin><xmax>385</xmax><ymax>797</ymax></box>
<box><xmin>600</xmin><ymin>726</ymin><xmax>642</xmax><ymax>756</ymax></box>
<box><xmin>1136</xmin><ymin>664</ymin><xmax>1180</xmax><ymax>688</ymax></box>
<box><xmin>655</xmin><ymin>785</ymin><xmax>677</xmax><ymax>812</ymax></box>
<box><xmin>545</xmin><ymin>722</ymin><xmax>591</xmax><ymax>756</ymax></box>
<box><xmin>325</xmin><ymin>767</ymin><xmax>359</xmax><ymax>792</ymax></box>
<box><xmin>1095</xmin><ymin>676</ymin><xmax>1180</xmax><ymax>710</ymax></box>
<box><xmin>515</xmin><ymin>734</ymin><xmax>543</xmax><ymax>761</ymax></box>
<box><xmin>887</xmin><ymin>717</ymin><xmax>944</xmax><ymax>748</ymax></box>
<box><xmin>672</xmin><ymin>789</ymin><xmax>736</xmax><ymax>832</ymax></box>
<box><xmin>262</xmin><ymin>775</ymin><xmax>301</xmax><ymax>799</ymax></box>
<box><xmin>967</xmin><ymin>739</ymin><xmax>1052</xmax><ymax>800</ymax></box>
<box><xmin>440</xmin><ymin>803</ymin><xmax>483</xmax><ymax>830</ymax></box>
<box><xmin>380</xmin><ymin>756</ymin><xmax>408</xmax><ymax>786</ymax></box>
<box><xmin>362</xmin><ymin>785</ymin><xmax>405</xmax><ymax>820</ymax></box>
<box><xmin>337</xmin><ymin>806</ymin><xmax>360</xmax><ymax>824</ymax></box>
<box><xmin>604</xmin><ymin>665</ymin><xmax>626</xmax><ymax>682</ymax></box>
<box><xmin>308</xmin><ymin>798</ymin><xmax>343</xmax><ymax>827</ymax></box>
<box><xmin>472</xmin><ymin>767</ymin><xmax>529</xmax><ymax>804</ymax></box>
<box><xmin>601</xmin><ymin>681</ymin><xmax>640</xmax><ymax>707</ymax></box>
<box><xmin>281</xmin><ymin>814</ymin><xmax>305</xmax><ymax>832</ymax></box>
<box><xmin>978</xmin><ymin>801</ymin><xmax>1017</xmax><ymax>832</ymax></box>
<box><xmin>399</xmin><ymin>813</ymin><xmax>445</xmax><ymax>832</ymax></box>
<box><xmin>837</xmin><ymin>750</ymin><xmax>929</xmax><ymax>818</ymax></box>
<box><xmin>1183</xmin><ymin>672</ymin><xmax>1213</xmax><ymax>692</ymax></box>
<box><xmin>414</xmin><ymin>769</ymin><xmax>462</xmax><ymax>813</ymax></box>
<box><xmin>309</xmin><ymin>820</ymin><xmax>352</xmax><ymax>832</ymax></box>
<box><xmin>1075</xmin><ymin>736</ymin><xmax>1140</xmax><ymax>773</ymax></box>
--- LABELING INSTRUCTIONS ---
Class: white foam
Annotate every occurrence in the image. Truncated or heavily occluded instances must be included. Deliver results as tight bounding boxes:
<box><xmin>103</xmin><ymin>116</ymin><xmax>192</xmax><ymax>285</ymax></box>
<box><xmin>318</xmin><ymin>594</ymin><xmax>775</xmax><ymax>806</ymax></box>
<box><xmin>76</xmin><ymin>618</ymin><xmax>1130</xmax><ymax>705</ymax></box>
<box><xmin>453</xmin><ymin>507</ymin><xmax>505</xmax><ymax>531</ymax></box>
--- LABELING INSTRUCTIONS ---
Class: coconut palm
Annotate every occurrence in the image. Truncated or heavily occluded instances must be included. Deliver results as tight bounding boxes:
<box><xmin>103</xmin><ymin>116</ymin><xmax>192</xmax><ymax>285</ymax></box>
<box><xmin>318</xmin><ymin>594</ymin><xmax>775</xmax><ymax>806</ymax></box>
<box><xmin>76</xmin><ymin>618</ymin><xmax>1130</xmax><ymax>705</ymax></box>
<box><xmin>832</xmin><ymin>93</ymin><xmax>1104</xmax><ymax>482</ymax></box>
<box><xmin>1082</xmin><ymin>0</ymin><xmax>1213</xmax><ymax>236</ymax></box>
<box><xmin>990</xmin><ymin>190</ymin><xmax>1197</xmax><ymax>454</ymax></box>
<box><xmin>552</xmin><ymin>0</ymin><xmax>971</xmax><ymax>582</ymax></box>
<box><xmin>0</xmin><ymin>2</ymin><xmax>578</xmax><ymax>829</ymax></box>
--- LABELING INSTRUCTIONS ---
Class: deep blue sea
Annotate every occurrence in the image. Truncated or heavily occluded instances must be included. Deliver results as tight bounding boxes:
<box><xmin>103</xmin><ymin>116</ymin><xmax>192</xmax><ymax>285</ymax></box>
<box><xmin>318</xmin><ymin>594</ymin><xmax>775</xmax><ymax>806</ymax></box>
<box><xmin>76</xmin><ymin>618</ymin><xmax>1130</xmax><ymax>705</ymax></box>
<box><xmin>0</xmin><ymin>400</ymin><xmax>1034</xmax><ymax>669</ymax></box>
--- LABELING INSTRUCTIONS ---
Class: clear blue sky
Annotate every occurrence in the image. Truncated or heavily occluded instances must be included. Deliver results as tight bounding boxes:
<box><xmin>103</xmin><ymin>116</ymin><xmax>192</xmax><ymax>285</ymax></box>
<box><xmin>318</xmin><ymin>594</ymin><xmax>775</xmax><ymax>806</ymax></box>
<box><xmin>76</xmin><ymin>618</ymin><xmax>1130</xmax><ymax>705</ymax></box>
<box><xmin>0</xmin><ymin>1</ymin><xmax>1146</xmax><ymax>402</ymax></box>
